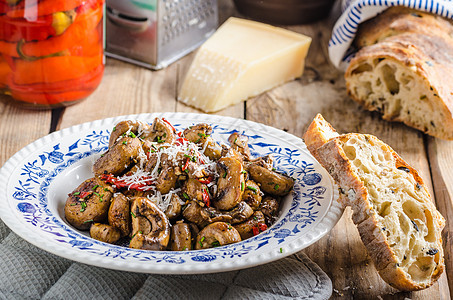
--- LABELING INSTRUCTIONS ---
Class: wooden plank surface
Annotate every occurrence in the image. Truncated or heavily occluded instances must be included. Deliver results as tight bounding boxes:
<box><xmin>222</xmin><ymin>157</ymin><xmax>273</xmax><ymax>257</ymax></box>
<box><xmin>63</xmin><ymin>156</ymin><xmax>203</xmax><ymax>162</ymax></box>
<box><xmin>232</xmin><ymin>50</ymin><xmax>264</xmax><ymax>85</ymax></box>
<box><xmin>0</xmin><ymin>0</ymin><xmax>452</xmax><ymax>299</ymax></box>
<box><xmin>0</xmin><ymin>98</ymin><xmax>51</xmax><ymax>166</ymax></box>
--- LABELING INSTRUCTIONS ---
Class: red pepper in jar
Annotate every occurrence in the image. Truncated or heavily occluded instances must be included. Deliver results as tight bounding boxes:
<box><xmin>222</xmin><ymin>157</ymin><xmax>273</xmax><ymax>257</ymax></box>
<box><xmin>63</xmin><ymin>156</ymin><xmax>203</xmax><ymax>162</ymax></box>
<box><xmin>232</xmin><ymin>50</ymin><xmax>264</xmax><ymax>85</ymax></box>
<box><xmin>0</xmin><ymin>11</ymin><xmax>75</xmax><ymax>42</ymax></box>
<box><xmin>0</xmin><ymin>0</ymin><xmax>105</xmax><ymax>107</ymax></box>
<box><xmin>17</xmin><ymin>3</ymin><xmax>103</xmax><ymax>58</ymax></box>
<box><xmin>0</xmin><ymin>55</ymin><xmax>11</xmax><ymax>88</ymax></box>
<box><xmin>8</xmin><ymin>65</ymin><xmax>103</xmax><ymax>104</ymax></box>
<box><xmin>12</xmin><ymin>53</ymin><xmax>102</xmax><ymax>85</ymax></box>
<box><xmin>7</xmin><ymin>0</ymin><xmax>84</xmax><ymax>18</ymax></box>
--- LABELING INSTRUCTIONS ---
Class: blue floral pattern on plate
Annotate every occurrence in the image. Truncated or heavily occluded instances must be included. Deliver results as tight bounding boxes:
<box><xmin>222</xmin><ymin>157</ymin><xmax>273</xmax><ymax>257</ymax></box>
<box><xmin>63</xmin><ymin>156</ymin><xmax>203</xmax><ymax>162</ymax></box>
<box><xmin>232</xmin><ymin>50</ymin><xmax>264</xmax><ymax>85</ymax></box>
<box><xmin>0</xmin><ymin>113</ymin><xmax>342</xmax><ymax>274</ymax></box>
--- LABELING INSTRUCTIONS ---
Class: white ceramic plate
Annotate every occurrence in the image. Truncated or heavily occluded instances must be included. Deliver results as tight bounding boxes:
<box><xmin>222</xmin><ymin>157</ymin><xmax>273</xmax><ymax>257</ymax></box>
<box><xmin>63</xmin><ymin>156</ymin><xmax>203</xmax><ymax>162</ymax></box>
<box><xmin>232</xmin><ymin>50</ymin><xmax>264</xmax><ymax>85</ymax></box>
<box><xmin>0</xmin><ymin>112</ymin><xmax>342</xmax><ymax>274</ymax></box>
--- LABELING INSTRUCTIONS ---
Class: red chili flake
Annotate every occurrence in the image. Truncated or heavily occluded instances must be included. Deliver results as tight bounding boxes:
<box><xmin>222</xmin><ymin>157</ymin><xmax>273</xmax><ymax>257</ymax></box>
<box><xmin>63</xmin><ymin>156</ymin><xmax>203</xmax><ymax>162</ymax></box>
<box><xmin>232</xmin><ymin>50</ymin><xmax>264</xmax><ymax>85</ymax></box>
<box><xmin>175</xmin><ymin>137</ymin><xmax>189</xmax><ymax>146</ymax></box>
<box><xmin>258</xmin><ymin>223</ymin><xmax>268</xmax><ymax>232</ymax></box>
<box><xmin>198</xmin><ymin>175</ymin><xmax>213</xmax><ymax>184</ymax></box>
<box><xmin>177</xmin><ymin>132</ymin><xmax>183</xmax><ymax>137</ymax></box>
<box><xmin>252</xmin><ymin>226</ymin><xmax>260</xmax><ymax>236</ymax></box>
<box><xmin>182</xmin><ymin>158</ymin><xmax>190</xmax><ymax>171</ymax></box>
<box><xmin>202</xmin><ymin>188</ymin><xmax>210</xmax><ymax>207</ymax></box>
<box><xmin>80</xmin><ymin>191</ymin><xmax>93</xmax><ymax>199</ymax></box>
<box><xmin>162</xmin><ymin>118</ymin><xmax>176</xmax><ymax>133</ymax></box>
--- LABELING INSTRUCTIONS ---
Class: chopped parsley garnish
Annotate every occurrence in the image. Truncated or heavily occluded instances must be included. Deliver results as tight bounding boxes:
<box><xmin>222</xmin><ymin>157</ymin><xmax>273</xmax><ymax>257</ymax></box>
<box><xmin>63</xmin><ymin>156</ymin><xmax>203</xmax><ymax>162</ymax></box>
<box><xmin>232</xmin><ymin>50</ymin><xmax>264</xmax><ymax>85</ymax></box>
<box><xmin>241</xmin><ymin>181</ymin><xmax>244</xmax><ymax>191</ymax></box>
<box><xmin>92</xmin><ymin>185</ymin><xmax>99</xmax><ymax>190</ymax></box>
<box><xmin>246</xmin><ymin>186</ymin><xmax>257</xmax><ymax>192</ymax></box>
<box><xmin>122</xmin><ymin>141</ymin><xmax>127</xmax><ymax>145</ymax></box>
<box><xmin>211</xmin><ymin>240</ymin><xmax>220</xmax><ymax>247</ymax></box>
<box><xmin>182</xmin><ymin>192</ymin><xmax>189</xmax><ymax>200</ymax></box>
<box><xmin>73</xmin><ymin>191</ymin><xmax>80</xmax><ymax>196</ymax></box>
<box><xmin>274</xmin><ymin>184</ymin><xmax>280</xmax><ymax>190</ymax></box>
<box><xmin>129</xmin><ymin>132</ymin><xmax>136</xmax><ymax>138</ymax></box>
<box><xmin>131</xmin><ymin>211</ymin><xmax>136</xmax><ymax>218</ymax></box>
<box><xmin>80</xmin><ymin>201</ymin><xmax>87</xmax><ymax>212</ymax></box>
<box><xmin>83</xmin><ymin>219</ymin><xmax>93</xmax><ymax>224</ymax></box>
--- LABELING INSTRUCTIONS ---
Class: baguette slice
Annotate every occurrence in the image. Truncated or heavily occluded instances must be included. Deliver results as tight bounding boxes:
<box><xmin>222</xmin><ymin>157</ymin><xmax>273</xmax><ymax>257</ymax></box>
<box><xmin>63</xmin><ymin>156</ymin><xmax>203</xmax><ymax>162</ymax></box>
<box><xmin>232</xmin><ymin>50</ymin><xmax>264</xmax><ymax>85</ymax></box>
<box><xmin>303</xmin><ymin>114</ymin><xmax>445</xmax><ymax>291</ymax></box>
<box><xmin>345</xmin><ymin>7</ymin><xmax>453</xmax><ymax>140</ymax></box>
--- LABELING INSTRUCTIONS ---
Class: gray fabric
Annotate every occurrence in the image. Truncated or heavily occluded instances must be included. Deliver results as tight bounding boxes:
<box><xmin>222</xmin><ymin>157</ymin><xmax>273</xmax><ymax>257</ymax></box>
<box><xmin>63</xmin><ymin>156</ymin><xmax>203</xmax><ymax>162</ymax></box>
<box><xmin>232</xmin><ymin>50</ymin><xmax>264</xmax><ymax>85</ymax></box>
<box><xmin>0</xmin><ymin>219</ymin><xmax>332</xmax><ymax>300</ymax></box>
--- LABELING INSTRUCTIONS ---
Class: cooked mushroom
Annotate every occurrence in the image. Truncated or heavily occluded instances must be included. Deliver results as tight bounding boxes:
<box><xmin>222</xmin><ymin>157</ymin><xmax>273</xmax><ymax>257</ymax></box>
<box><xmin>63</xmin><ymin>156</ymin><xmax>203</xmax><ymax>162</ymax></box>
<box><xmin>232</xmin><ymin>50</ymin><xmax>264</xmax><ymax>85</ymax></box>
<box><xmin>64</xmin><ymin>177</ymin><xmax>114</xmax><ymax>230</ymax></box>
<box><xmin>147</xmin><ymin>117</ymin><xmax>176</xmax><ymax>144</ymax></box>
<box><xmin>260</xmin><ymin>196</ymin><xmax>280</xmax><ymax>225</ymax></box>
<box><xmin>228</xmin><ymin>132</ymin><xmax>251</xmax><ymax>159</ymax></box>
<box><xmin>164</xmin><ymin>193</ymin><xmax>182</xmax><ymax>220</ymax></box>
<box><xmin>234</xmin><ymin>211</ymin><xmax>266</xmax><ymax>240</ymax></box>
<box><xmin>90</xmin><ymin>223</ymin><xmax>121</xmax><ymax>243</ymax></box>
<box><xmin>169</xmin><ymin>222</ymin><xmax>192</xmax><ymax>251</ymax></box>
<box><xmin>214</xmin><ymin>157</ymin><xmax>245</xmax><ymax>210</ymax></box>
<box><xmin>183</xmin><ymin>123</ymin><xmax>222</xmax><ymax>160</ymax></box>
<box><xmin>108</xmin><ymin>193</ymin><xmax>131</xmax><ymax>237</ymax></box>
<box><xmin>182</xmin><ymin>201</ymin><xmax>210</xmax><ymax>228</ymax></box>
<box><xmin>248</xmin><ymin>164</ymin><xmax>294</xmax><ymax>196</ymax></box>
<box><xmin>227</xmin><ymin>201</ymin><xmax>254</xmax><ymax>224</ymax></box>
<box><xmin>155</xmin><ymin>153</ymin><xmax>177</xmax><ymax>194</ymax></box>
<box><xmin>182</xmin><ymin>178</ymin><xmax>208</xmax><ymax>204</ymax></box>
<box><xmin>245</xmin><ymin>154</ymin><xmax>274</xmax><ymax>170</ymax></box>
<box><xmin>93</xmin><ymin>136</ymin><xmax>142</xmax><ymax>176</ymax></box>
<box><xmin>108</xmin><ymin>120</ymin><xmax>152</xmax><ymax>148</ymax></box>
<box><xmin>195</xmin><ymin>222</ymin><xmax>241</xmax><ymax>249</ymax></box>
<box><xmin>129</xmin><ymin>197</ymin><xmax>170</xmax><ymax>250</ymax></box>
<box><xmin>241</xmin><ymin>180</ymin><xmax>262</xmax><ymax>210</ymax></box>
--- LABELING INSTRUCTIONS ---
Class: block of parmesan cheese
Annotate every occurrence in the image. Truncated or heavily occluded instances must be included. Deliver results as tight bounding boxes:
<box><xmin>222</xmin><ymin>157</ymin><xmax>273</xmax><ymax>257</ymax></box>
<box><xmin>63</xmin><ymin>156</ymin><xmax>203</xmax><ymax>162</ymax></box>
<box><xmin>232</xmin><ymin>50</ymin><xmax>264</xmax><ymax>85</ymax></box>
<box><xmin>178</xmin><ymin>17</ymin><xmax>312</xmax><ymax>112</ymax></box>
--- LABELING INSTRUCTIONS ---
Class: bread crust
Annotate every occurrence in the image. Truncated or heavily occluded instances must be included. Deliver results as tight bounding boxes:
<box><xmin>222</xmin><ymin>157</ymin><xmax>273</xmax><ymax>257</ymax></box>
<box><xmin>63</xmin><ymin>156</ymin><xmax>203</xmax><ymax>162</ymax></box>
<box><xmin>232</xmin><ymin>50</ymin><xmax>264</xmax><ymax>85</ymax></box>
<box><xmin>355</xmin><ymin>6</ymin><xmax>453</xmax><ymax>48</ymax></box>
<box><xmin>304</xmin><ymin>115</ymin><xmax>445</xmax><ymax>291</ymax></box>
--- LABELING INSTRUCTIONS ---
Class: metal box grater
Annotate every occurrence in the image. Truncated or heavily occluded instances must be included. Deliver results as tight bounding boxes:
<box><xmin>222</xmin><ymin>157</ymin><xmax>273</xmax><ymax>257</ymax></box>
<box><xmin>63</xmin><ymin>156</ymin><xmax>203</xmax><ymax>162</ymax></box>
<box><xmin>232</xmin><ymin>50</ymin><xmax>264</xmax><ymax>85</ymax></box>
<box><xmin>105</xmin><ymin>0</ymin><xmax>218</xmax><ymax>70</ymax></box>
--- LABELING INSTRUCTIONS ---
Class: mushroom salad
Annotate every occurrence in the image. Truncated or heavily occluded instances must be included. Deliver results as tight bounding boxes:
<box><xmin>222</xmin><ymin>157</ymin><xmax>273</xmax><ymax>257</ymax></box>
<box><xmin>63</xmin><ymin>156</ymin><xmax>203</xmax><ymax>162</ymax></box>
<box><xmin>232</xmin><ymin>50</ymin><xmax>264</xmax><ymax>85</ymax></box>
<box><xmin>64</xmin><ymin>118</ymin><xmax>295</xmax><ymax>251</ymax></box>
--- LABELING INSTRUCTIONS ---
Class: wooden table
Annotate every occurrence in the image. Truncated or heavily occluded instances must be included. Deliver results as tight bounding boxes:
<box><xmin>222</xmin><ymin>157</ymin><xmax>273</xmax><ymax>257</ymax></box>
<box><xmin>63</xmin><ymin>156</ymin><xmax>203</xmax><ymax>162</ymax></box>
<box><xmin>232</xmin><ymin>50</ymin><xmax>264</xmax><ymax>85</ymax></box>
<box><xmin>1</xmin><ymin>1</ymin><xmax>452</xmax><ymax>299</ymax></box>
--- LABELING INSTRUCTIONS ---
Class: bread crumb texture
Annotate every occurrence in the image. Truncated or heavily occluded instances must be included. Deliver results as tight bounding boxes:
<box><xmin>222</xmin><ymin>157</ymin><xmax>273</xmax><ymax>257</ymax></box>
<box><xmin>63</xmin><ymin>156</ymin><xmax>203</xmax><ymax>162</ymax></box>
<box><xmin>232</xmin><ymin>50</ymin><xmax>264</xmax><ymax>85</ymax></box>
<box><xmin>336</xmin><ymin>134</ymin><xmax>445</xmax><ymax>290</ymax></box>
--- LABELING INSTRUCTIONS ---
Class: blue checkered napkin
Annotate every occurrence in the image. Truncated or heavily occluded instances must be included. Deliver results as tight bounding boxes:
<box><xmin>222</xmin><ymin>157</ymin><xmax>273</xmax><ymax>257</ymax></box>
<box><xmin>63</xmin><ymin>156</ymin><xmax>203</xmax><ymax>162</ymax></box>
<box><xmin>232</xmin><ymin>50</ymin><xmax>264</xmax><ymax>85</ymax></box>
<box><xmin>329</xmin><ymin>0</ymin><xmax>453</xmax><ymax>70</ymax></box>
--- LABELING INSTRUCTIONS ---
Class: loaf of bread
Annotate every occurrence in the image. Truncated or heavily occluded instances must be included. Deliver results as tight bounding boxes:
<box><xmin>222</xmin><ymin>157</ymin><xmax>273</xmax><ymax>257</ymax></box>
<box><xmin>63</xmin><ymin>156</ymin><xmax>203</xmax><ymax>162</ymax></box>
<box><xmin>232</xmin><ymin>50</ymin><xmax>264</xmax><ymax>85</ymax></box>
<box><xmin>345</xmin><ymin>7</ymin><xmax>453</xmax><ymax>140</ymax></box>
<box><xmin>303</xmin><ymin>114</ymin><xmax>445</xmax><ymax>291</ymax></box>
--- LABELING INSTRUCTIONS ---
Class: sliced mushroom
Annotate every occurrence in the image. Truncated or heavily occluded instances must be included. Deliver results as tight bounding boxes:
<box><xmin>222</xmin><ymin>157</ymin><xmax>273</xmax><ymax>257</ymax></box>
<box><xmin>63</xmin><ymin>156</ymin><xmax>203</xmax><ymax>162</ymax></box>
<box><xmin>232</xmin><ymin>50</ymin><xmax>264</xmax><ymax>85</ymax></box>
<box><xmin>221</xmin><ymin>145</ymin><xmax>245</xmax><ymax>163</ymax></box>
<box><xmin>245</xmin><ymin>154</ymin><xmax>274</xmax><ymax>170</ymax></box>
<box><xmin>241</xmin><ymin>180</ymin><xmax>262</xmax><ymax>210</ymax></box>
<box><xmin>248</xmin><ymin>164</ymin><xmax>294</xmax><ymax>196</ymax></box>
<box><xmin>228</xmin><ymin>132</ymin><xmax>251</xmax><ymax>159</ymax></box>
<box><xmin>93</xmin><ymin>136</ymin><xmax>142</xmax><ymax>176</ymax></box>
<box><xmin>90</xmin><ymin>223</ymin><xmax>121</xmax><ymax>244</ymax></box>
<box><xmin>227</xmin><ymin>201</ymin><xmax>254</xmax><ymax>224</ymax></box>
<box><xmin>169</xmin><ymin>222</ymin><xmax>192</xmax><ymax>251</ymax></box>
<box><xmin>65</xmin><ymin>177</ymin><xmax>114</xmax><ymax>230</ymax></box>
<box><xmin>108</xmin><ymin>193</ymin><xmax>131</xmax><ymax>237</ymax></box>
<box><xmin>146</xmin><ymin>117</ymin><xmax>176</xmax><ymax>144</ymax></box>
<box><xmin>183</xmin><ymin>123</ymin><xmax>222</xmax><ymax>160</ymax></box>
<box><xmin>182</xmin><ymin>201</ymin><xmax>210</xmax><ymax>228</ymax></box>
<box><xmin>260</xmin><ymin>196</ymin><xmax>280</xmax><ymax>225</ymax></box>
<box><xmin>182</xmin><ymin>178</ymin><xmax>208</xmax><ymax>204</ymax></box>
<box><xmin>164</xmin><ymin>193</ymin><xmax>182</xmax><ymax>220</ymax></box>
<box><xmin>155</xmin><ymin>153</ymin><xmax>178</xmax><ymax>194</ymax></box>
<box><xmin>108</xmin><ymin>120</ymin><xmax>152</xmax><ymax>148</ymax></box>
<box><xmin>129</xmin><ymin>197</ymin><xmax>170</xmax><ymax>250</ymax></box>
<box><xmin>234</xmin><ymin>211</ymin><xmax>266</xmax><ymax>240</ymax></box>
<box><xmin>195</xmin><ymin>222</ymin><xmax>241</xmax><ymax>249</ymax></box>
<box><xmin>214</xmin><ymin>157</ymin><xmax>245</xmax><ymax>210</ymax></box>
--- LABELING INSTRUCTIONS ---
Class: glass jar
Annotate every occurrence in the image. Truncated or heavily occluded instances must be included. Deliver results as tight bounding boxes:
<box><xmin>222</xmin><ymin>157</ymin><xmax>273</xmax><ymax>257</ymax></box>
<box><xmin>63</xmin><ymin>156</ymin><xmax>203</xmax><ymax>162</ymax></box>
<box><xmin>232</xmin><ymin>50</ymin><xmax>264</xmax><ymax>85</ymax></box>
<box><xmin>0</xmin><ymin>0</ymin><xmax>104</xmax><ymax>108</ymax></box>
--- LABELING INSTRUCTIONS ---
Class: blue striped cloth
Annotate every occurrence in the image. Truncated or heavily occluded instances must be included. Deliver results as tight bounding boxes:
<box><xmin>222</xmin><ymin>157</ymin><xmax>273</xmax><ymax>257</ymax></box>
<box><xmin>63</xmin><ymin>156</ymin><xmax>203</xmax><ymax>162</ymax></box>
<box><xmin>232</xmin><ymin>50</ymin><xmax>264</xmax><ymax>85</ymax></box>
<box><xmin>329</xmin><ymin>0</ymin><xmax>453</xmax><ymax>70</ymax></box>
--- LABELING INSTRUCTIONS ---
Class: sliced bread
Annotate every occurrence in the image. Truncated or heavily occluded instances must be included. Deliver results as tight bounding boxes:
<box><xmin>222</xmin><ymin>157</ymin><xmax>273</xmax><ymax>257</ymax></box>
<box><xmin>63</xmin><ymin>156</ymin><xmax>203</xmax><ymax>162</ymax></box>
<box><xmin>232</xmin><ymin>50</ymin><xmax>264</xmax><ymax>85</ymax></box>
<box><xmin>345</xmin><ymin>7</ymin><xmax>453</xmax><ymax>140</ymax></box>
<box><xmin>303</xmin><ymin>114</ymin><xmax>445</xmax><ymax>291</ymax></box>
